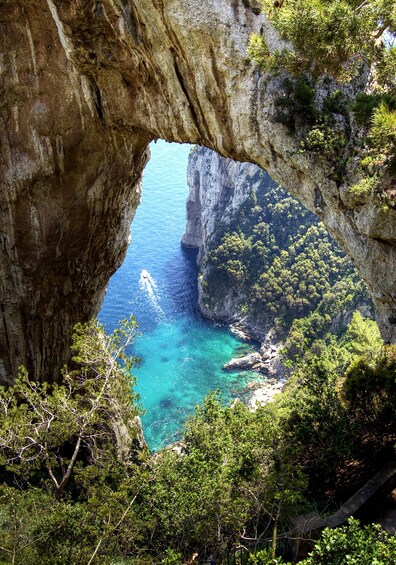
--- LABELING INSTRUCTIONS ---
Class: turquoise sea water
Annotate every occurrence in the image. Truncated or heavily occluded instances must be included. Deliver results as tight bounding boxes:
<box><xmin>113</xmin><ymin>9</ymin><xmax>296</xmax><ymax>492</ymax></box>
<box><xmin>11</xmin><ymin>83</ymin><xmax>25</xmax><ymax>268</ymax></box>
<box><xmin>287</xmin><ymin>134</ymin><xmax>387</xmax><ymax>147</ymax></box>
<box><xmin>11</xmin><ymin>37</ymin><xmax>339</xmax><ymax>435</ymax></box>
<box><xmin>99</xmin><ymin>140</ymin><xmax>256</xmax><ymax>450</ymax></box>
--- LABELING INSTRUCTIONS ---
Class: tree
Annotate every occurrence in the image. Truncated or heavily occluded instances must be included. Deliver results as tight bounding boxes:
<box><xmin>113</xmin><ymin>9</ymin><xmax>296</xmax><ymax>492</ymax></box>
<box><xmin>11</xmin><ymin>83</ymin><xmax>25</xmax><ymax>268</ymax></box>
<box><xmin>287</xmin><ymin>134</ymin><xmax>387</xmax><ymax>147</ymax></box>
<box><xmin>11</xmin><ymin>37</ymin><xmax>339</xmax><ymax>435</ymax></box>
<box><xmin>145</xmin><ymin>394</ymin><xmax>307</xmax><ymax>561</ymax></box>
<box><xmin>0</xmin><ymin>318</ymin><xmax>150</xmax><ymax>564</ymax></box>
<box><xmin>0</xmin><ymin>318</ymin><xmax>142</xmax><ymax>500</ymax></box>
<box><xmin>250</xmin><ymin>0</ymin><xmax>396</xmax><ymax>81</ymax></box>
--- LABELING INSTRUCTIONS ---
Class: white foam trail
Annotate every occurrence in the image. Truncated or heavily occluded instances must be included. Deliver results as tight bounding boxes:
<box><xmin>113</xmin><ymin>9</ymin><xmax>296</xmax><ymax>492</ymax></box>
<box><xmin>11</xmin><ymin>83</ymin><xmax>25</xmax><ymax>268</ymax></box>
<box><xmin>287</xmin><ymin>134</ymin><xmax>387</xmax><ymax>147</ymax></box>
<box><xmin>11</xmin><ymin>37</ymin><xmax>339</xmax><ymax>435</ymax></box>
<box><xmin>139</xmin><ymin>270</ymin><xmax>165</xmax><ymax>318</ymax></box>
<box><xmin>140</xmin><ymin>269</ymin><xmax>157</xmax><ymax>289</ymax></box>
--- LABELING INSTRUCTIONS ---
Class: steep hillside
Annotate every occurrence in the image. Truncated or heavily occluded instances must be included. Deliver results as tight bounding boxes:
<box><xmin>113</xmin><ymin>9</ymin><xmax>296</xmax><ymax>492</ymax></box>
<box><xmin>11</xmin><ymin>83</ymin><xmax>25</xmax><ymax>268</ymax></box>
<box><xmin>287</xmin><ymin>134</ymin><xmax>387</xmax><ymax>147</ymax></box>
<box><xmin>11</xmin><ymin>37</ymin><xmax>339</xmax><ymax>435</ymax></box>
<box><xmin>183</xmin><ymin>146</ymin><xmax>372</xmax><ymax>358</ymax></box>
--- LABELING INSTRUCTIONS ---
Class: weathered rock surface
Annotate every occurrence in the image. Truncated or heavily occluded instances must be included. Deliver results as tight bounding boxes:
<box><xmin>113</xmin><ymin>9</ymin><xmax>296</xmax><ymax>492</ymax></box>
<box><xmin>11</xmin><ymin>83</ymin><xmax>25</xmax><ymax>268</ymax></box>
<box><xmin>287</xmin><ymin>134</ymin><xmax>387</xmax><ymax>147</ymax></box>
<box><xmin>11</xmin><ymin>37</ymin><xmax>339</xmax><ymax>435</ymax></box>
<box><xmin>182</xmin><ymin>147</ymin><xmax>274</xmax><ymax>264</ymax></box>
<box><xmin>223</xmin><ymin>351</ymin><xmax>262</xmax><ymax>372</ymax></box>
<box><xmin>1</xmin><ymin>0</ymin><xmax>395</xmax><ymax>382</ymax></box>
<box><xmin>247</xmin><ymin>378</ymin><xmax>285</xmax><ymax>411</ymax></box>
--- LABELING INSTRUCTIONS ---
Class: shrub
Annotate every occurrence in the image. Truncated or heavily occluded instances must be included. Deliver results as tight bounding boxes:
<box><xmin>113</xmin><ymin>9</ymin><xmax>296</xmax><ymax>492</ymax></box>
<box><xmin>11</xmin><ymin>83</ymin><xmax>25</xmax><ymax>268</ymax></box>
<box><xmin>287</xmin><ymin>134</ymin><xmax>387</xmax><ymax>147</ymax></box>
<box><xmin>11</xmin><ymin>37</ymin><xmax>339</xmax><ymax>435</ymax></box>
<box><xmin>300</xmin><ymin>517</ymin><xmax>396</xmax><ymax>564</ymax></box>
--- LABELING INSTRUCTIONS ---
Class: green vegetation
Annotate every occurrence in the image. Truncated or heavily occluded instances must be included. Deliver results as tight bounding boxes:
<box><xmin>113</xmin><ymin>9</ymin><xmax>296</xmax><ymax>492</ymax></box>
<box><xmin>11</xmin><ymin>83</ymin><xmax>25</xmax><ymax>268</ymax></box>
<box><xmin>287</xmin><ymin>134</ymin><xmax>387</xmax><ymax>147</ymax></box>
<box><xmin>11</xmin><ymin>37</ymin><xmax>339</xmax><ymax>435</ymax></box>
<box><xmin>249</xmin><ymin>1</ymin><xmax>396</xmax><ymax>81</ymax></box>
<box><xmin>0</xmin><ymin>319</ymin><xmax>149</xmax><ymax>565</ymax></box>
<box><xmin>0</xmin><ymin>320</ymin><xmax>142</xmax><ymax>502</ymax></box>
<box><xmin>203</xmin><ymin>175</ymin><xmax>371</xmax><ymax>350</ymax></box>
<box><xmin>242</xmin><ymin>517</ymin><xmax>396</xmax><ymax>564</ymax></box>
<box><xmin>249</xmin><ymin>1</ymin><xmax>396</xmax><ymax>199</ymax></box>
<box><xmin>300</xmin><ymin>518</ymin><xmax>396</xmax><ymax>564</ymax></box>
<box><xmin>0</xmin><ymin>317</ymin><xmax>394</xmax><ymax>563</ymax></box>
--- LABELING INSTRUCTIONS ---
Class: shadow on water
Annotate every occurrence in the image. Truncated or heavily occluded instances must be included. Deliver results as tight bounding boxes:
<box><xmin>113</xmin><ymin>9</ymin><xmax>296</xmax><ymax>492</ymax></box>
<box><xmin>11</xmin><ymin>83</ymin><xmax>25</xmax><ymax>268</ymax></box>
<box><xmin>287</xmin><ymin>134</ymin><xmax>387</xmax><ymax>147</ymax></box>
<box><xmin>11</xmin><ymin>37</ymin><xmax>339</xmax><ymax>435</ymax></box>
<box><xmin>163</xmin><ymin>245</ymin><xmax>200</xmax><ymax>316</ymax></box>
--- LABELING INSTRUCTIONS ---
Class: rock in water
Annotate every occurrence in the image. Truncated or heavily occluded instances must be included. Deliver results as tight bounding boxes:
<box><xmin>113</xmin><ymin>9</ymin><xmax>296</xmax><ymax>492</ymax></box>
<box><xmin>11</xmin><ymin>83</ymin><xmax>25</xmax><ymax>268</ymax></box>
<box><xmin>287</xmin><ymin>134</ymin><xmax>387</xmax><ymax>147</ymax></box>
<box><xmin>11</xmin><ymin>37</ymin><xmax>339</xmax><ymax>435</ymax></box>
<box><xmin>223</xmin><ymin>352</ymin><xmax>263</xmax><ymax>372</ymax></box>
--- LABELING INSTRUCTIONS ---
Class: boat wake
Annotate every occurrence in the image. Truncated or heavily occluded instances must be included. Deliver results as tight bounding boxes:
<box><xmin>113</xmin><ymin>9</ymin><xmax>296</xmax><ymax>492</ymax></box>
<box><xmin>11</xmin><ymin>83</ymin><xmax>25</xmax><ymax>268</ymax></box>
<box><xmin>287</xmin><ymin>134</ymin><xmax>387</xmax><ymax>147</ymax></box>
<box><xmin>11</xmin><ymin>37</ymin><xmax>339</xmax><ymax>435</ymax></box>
<box><xmin>139</xmin><ymin>270</ymin><xmax>166</xmax><ymax>319</ymax></box>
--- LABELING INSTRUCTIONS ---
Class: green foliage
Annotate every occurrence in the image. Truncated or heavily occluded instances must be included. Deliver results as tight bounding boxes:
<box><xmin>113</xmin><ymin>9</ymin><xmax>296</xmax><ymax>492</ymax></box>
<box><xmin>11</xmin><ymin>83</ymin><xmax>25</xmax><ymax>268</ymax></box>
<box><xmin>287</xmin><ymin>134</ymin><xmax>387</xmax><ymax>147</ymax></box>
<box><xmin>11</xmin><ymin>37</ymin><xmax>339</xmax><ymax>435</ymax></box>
<box><xmin>0</xmin><ymin>483</ymin><xmax>149</xmax><ymax>565</ymax></box>
<box><xmin>293</xmin><ymin>77</ymin><xmax>316</xmax><ymax>112</ymax></box>
<box><xmin>323</xmin><ymin>90</ymin><xmax>346</xmax><ymax>115</ymax></box>
<box><xmin>248</xmin><ymin>548</ymin><xmax>291</xmax><ymax>564</ymax></box>
<box><xmin>274</xmin><ymin>361</ymin><xmax>352</xmax><ymax>490</ymax></box>
<box><xmin>368</xmin><ymin>101</ymin><xmax>396</xmax><ymax>164</ymax></box>
<box><xmin>0</xmin><ymin>317</ymin><xmax>394</xmax><ymax>563</ymax></box>
<box><xmin>0</xmin><ymin>487</ymin><xmax>56</xmax><ymax>565</ymax></box>
<box><xmin>203</xmin><ymin>176</ymin><xmax>368</xmax><ymax>349</ymax></box>
<box><xmin>250</xmin><ymin>1</ymin><xmax>396</xmax><ymax>186</ymax></box>
<box><xmin>304</xmin><ymin>123</ymin><xmax>346</xmax><ymax>157</ymax></box>
<box><xmin>279</xmin><ymin>314</ymin><xmax>396</xmax><ymax>497</ymax></box>
<box><xmin>0</xmin><ymin>318</ymin><xmax>150</xmax><ymax>564</ymax></box>
<box><xmin>284</xmin><ymin>310</ymin><xmax>381</xmax><ymax>374</ymax></box>
<box><xmin>300</xmin><ymin>517</ymin><xmax>396</xmax><ymax>564</ymax></box>
<box><xmin>344</xmin><ymin>311</ymin><xmax>382</xmax><ymax>356</ymax></box>
<box><xmin>351</xmin><ymin>97</ymin><xmax>396</xmax><ymax>184</ymax></box>
<box><xmin>160</xmin><ymin>548</ymin><xmax>183</xmax><ymax>564</ymax></box>
<box><xmin>143</xmin><ymin>313</ymin><xmax>394</xmax><ymax>558</ymax></box>
<box><xmin>0</xmin><ymin>318</ymin><xmax>142</xmax><ymax>501</ymax></box>
<box><xmin>208</xmin><ymin>232</ymin><xmax>250</xmax><ymax>286</ymax></box>
<box><xmin>143</xmin><ymin>393</ymin><xmax>308</xmax><ymax>560</ymax></box>
<box><xmin>342</xmin><ymin>342</ymin><xmax>396</xmax><ymax>439</ymax></box>
<box><xmin>248</xmin><ymin>33</ymin><xmax>272</xmax><ymax>69</ymax></box>
<box><xmin>351</xmin><ymin>92</ymin><xmax>396</xmax><ymax>127</ymax></box>
<box><xmin>252</xmin><ymin>0</ymin><xmax>396</xmax><ymax>82</ymax></box>
<box><xmin>349</xmin><ymin>174</ymin><xmax>380</xmax><ymax>202</ymax></box>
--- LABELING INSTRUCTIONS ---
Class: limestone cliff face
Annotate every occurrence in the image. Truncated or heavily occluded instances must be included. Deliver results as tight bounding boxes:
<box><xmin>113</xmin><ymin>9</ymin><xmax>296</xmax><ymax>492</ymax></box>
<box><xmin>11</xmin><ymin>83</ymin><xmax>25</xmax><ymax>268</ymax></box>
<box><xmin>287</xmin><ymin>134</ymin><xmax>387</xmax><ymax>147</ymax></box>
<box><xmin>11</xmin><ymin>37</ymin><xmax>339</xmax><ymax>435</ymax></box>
<box><xmin>1</xmin><ymin>0</ymin><xmax>395</xmax><ymax>382</ymax></box>
<box><xmin>182</xmin><ymin>147</ymin><xmax>274</xmax><ymax>264</ymax></box>
<box><xmin>182</xmin><ymin>146</ymin><xmax>276</xmax><ymax>338</ymax></box>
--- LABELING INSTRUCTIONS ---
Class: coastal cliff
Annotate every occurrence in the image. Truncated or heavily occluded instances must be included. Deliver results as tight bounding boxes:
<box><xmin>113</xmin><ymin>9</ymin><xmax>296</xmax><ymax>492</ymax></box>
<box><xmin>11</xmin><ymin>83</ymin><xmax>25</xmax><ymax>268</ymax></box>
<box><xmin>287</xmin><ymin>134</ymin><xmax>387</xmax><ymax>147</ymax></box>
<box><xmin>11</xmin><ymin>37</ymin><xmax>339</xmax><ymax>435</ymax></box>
<box><xmin>0</xmin><ymin>0</ymin><xmax>395</xmax><ymax>382</ymax></box>
<box><xmin>183</xmin><ymin>146</ymin><xmax>372</xmax><ymax>365</ymax></box>
<box><xmin>182</xmin><ymin>146</ymin><xmax>277</xmax><ymax>338</ymax></box>
<box><xmin>182</xmin><ymin>147</ymin><xmax>273</xmax><ymax>265</ymax></box>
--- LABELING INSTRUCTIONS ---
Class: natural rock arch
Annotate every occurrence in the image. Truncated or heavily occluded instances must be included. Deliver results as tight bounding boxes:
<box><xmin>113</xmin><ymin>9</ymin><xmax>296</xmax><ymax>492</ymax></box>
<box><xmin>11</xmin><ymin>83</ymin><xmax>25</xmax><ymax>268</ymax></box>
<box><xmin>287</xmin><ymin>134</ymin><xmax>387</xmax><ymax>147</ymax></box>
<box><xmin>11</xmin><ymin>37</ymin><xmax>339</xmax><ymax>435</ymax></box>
<box><xmin>0</xmin><ymin>0</ymin><xmax>395</xmax><ymax>383</ymax></box>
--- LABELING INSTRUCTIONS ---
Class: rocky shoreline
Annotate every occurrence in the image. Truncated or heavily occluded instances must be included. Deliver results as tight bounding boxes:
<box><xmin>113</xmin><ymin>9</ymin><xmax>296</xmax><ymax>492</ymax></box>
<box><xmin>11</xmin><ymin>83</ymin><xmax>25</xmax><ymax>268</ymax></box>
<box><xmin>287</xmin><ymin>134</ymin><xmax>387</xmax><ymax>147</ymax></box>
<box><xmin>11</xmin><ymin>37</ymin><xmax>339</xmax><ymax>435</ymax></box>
<box><xmin>182</xmin><ymin>146</ymin><xmax>289</xmax><ymax>409</ymax></box>
<box><xmin>222</xmin><ymin>321</ymin><xmax>287</xmax><ymax>410</ymax></box>
<box><xmin>228</xmin><ymin>322</ymin><xmax>286</xmax><ymax>375</ymax></box>
<box><xmin>246</xmin><ymin>378</ymin><xmax>286</xmax><ymax>411</ymax></box>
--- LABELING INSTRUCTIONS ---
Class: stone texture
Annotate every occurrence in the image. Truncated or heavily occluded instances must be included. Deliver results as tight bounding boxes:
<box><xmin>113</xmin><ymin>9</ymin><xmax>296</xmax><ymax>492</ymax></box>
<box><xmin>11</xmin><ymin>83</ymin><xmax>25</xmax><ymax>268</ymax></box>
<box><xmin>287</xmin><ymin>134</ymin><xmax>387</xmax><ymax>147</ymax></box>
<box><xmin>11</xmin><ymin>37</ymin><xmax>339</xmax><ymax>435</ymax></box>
<box><xmin>222</xmin><ymin>351</ymin><xmax>262</xmax><ymax>371</ymax></box>
<box><xmin>247</xmin><ymin>378</ymin><xmax>285</xmax><ymax>411</ymax></box>
<box><xmin>1</xmin><ymin>0</ymin><xmax>395</xmax><ymax>382</ymax></box>
<box><xmin>182</xmin><ymin>146</ymin><xmax>274</xmax><ymax>264</ymax></box>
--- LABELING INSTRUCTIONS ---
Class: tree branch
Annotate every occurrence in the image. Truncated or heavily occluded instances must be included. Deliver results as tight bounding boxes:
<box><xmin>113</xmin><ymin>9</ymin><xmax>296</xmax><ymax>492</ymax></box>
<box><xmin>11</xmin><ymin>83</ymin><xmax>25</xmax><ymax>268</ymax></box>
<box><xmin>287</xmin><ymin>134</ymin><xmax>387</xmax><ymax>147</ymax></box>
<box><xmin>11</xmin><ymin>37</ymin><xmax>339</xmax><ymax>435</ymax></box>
<box><xmin>56</xmin><ymin>434</ymin><xmax>82</xmax><ymax>499</ymax></box>
<box><xmin>86</xmin><ymin>493</ymin><xmax>138</xmax><ymax>565</ymax></box>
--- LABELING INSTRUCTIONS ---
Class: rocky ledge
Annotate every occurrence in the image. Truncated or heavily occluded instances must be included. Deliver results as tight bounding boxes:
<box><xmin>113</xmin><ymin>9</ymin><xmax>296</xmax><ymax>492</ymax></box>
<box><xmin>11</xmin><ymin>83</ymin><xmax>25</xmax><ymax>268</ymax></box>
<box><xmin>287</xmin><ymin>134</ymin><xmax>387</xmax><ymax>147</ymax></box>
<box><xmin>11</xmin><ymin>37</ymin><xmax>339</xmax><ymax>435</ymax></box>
<box><xmin>223</xmin><ymin>341</ymin><xmax>284</xmax><ymax>377</ymax></box>
<box><xmin>223</xmin><ymin>351</ymin><xmax>263</xmax><ymax>372</ymax></box>
<box><xmin>247</xmin><ymin>378</ymin><xmax>286</xmax><ymax>411</ymax></box>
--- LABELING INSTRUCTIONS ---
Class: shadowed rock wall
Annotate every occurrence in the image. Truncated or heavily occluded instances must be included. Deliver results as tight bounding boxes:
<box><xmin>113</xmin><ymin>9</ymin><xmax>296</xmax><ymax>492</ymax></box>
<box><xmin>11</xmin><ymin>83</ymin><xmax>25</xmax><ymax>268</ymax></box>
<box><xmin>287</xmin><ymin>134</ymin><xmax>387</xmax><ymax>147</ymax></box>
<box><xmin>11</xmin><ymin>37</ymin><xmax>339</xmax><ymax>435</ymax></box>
<box><xmin>0</xmin><ymin>0</ymin><xmax>395</xmax><ymax>382</ymax></box>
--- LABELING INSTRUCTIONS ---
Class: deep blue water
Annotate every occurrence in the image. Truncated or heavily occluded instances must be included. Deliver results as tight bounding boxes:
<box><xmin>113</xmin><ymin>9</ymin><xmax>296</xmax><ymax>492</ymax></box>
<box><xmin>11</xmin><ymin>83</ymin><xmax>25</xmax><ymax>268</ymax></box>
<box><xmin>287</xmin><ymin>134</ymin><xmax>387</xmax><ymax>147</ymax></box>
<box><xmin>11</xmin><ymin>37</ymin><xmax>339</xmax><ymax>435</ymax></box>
<box><xmin>99</xmin><ymin>140</ymin><xmax>256</xmax><ymax>450</ymax></box>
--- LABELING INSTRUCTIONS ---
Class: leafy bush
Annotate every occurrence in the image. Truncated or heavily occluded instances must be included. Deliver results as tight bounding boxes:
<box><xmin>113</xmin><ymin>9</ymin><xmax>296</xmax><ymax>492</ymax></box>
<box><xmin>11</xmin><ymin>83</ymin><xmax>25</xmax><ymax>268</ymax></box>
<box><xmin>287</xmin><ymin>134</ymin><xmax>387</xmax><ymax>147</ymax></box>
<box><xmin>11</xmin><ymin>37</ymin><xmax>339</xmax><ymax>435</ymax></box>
<box><xmin>368</xmin><ymin>101</ymin><xmax>396</xmax><ymax>163</ymax></box>
<box><xmin>304</xmin><ymin>124</ymin><xmax>346</xmax><ymax>157</ymax></box>
<box><xmin>251</xmin><ymin>1</ymin><xmax>396</xmax><ymax>82</ymax></box>
<box><xmin>300</xmin><ymin>518</ymin><xmax>396</xmax><ymax>564</ymax></box>
<box><xmin>248</xmin><ymin>548</ymin><xmax>291</xmax><ymax>564</ymax></box>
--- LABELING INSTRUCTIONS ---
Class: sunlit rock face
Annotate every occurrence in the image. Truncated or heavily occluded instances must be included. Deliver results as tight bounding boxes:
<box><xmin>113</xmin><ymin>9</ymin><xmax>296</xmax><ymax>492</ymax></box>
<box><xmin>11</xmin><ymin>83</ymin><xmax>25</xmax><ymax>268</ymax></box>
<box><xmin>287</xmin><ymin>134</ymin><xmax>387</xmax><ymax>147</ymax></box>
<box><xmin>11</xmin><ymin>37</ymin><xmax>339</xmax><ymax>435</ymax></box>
<box><xmin>182</xmin><ymin>147</ymin><xmax>268</xmax><ymax>264</ymax></box>
<box><xmin>0</xmin><ymin>0</ymin><xmax>395</xmax><ymax>382</ymax></box>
